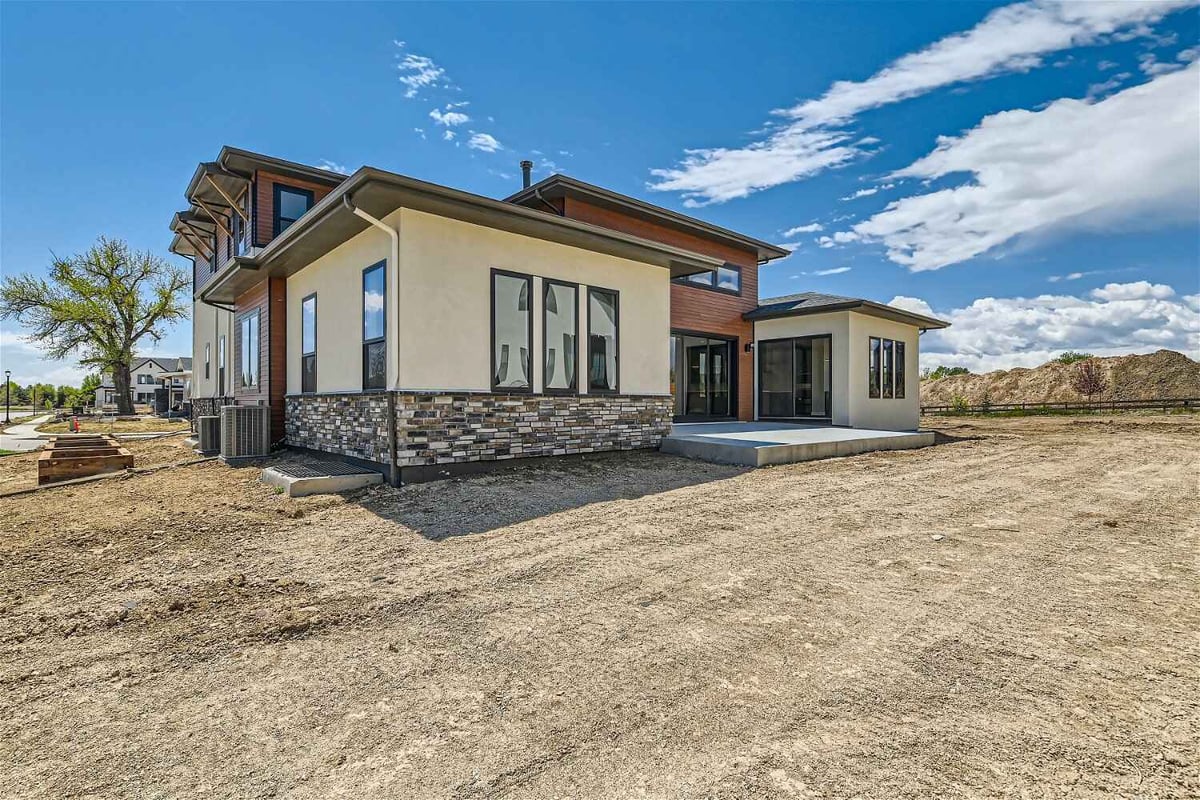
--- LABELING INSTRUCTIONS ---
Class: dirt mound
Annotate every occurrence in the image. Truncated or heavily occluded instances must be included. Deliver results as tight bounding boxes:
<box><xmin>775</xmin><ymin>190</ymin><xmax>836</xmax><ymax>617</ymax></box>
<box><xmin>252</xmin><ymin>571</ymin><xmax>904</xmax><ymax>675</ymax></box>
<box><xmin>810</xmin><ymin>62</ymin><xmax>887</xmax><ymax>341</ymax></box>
<box><xmin>921</xmin><ymin>349</ymin><xmax>1200</xmax><ymax>406</ymax></box>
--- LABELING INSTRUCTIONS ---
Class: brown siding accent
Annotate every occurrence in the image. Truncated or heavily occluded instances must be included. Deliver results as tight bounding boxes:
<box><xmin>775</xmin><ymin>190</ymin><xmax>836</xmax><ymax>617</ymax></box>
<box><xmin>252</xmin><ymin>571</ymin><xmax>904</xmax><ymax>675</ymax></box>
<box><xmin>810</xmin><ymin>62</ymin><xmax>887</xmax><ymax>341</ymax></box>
<box><xmin>233</xmin><ymin>277</ymin><xmax>288</xmax><ymax>443</ymax></box>
<box><xmin>254</xmin><ymin>170</ymin><xmax>336</xmax><ymax>247</ymax></box>
<box><xmin>560</xmin><ymin>196</ymin><xmax>760</xmax><ymax>420</ymax></box>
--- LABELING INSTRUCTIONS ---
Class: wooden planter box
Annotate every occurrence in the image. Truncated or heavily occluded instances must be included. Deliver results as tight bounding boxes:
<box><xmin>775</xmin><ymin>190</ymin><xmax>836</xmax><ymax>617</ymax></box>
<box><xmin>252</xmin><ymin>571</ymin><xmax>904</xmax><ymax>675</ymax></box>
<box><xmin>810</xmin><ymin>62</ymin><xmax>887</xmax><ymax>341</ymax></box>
<box><xmin>37</xmin><ymin>436</ymin><xmax>133</xmax><ymax>485</ymax></box>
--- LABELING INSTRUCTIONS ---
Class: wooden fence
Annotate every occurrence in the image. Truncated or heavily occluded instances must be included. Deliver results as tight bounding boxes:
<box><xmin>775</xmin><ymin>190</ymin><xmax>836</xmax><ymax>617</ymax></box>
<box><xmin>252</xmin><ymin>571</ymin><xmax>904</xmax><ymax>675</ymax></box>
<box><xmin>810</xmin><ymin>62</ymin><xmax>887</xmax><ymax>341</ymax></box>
<box><xmin>921</xmin><ymin>397</ymin><xmax>1200</xmax><ymax>415</ymax></box>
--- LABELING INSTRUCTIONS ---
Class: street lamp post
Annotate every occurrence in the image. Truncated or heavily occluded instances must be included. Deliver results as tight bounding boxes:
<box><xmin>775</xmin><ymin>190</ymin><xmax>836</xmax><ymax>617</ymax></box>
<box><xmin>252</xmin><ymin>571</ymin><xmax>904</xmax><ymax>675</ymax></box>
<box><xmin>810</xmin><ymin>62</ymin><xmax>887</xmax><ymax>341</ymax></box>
<box><xmin>4</xmin><ymin>370</ymin><xmax>10</xmax><ymax>424</ymax></box>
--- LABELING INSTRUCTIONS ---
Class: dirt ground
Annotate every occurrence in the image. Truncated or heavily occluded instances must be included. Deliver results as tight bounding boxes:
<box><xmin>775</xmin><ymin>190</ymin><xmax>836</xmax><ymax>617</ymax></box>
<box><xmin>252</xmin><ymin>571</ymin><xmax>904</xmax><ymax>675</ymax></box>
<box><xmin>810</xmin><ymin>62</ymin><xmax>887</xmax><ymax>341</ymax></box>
<box><xmin>1</xmin><ymin>415</ymin><xmax>1197</xmax><ymax>799</ymax></box>
<box><xmin>0</xmin><ymin>434</ymin><xmax>196</xmax><ymax>495</ymax></box>
<box><xmin>36</xmin><ymin>416</ymin><xmax>191</xmax><ymax>434</ymax></box>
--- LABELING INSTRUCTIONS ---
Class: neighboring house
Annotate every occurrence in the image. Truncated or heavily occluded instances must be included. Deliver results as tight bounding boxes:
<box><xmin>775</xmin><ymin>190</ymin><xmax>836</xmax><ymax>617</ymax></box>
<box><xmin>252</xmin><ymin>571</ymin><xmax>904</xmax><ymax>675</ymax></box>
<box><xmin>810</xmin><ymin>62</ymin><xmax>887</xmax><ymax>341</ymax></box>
<box><xmin>96</xmin><ymin>357</ymin><xmax>192</xmax><ymax>407</ymax></box>
<box><xmin>171</xmin><ymin>147</ymin><xmax>947</xmax><ymax>483</ymax></box>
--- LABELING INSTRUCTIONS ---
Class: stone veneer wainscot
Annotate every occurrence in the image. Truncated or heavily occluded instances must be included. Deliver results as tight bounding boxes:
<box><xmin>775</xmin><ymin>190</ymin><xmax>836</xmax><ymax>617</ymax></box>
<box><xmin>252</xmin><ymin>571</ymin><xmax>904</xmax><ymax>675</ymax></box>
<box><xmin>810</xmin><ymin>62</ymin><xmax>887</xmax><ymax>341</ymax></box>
<box><xmin>284</xmin><ymin>391</ymin><xmax>672</xmax><ymax>473</ymax></box>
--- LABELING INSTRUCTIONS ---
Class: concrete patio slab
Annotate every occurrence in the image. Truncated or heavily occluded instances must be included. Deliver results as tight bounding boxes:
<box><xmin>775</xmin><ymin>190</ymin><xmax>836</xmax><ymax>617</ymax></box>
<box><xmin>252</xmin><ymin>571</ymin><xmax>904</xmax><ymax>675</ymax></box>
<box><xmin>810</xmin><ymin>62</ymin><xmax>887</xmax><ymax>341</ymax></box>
<box><xmin>662</xmin><ymin>421</ymin><xmax>935</xmax><ymax>467</ymax></box>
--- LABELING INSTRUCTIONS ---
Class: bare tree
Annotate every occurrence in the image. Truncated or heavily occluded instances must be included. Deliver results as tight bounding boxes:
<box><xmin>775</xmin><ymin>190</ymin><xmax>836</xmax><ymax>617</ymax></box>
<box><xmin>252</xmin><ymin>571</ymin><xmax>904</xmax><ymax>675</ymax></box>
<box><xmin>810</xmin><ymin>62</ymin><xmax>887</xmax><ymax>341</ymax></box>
<box><xmin>1070</xmin><ymin>358</ymin><xmax>1109</xmax><ymax>403</ymax></box>
<box><xmin>0</xmin><ymin>237</ymin><xmax>188</xmax><ymax>415</ymax></box>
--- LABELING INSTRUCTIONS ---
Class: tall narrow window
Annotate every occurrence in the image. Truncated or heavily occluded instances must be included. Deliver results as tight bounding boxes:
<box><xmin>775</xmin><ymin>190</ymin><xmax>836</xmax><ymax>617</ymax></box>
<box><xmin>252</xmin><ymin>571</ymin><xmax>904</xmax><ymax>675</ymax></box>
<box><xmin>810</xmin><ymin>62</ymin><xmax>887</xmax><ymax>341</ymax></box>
<box><xmin>491</xmin><ymin>271</ymin><xmax>532</xmax><ymax>391</ymax></box>
<box><xmin>588</xmin><ymin>287</ymin><xmax>619</xmax><ymax>393</ymax></box>
<box><xmin>301</xmin><ymin>293</ymin><xmax>317</xmax><ymax>393</ymax></box>
<box><xmin>240</xmin><ymin>310</ymin><xmax>260</xmax><ymax>388</ymax></box>
<box><xmin>882</xmin><ymin>339</ymin><xmax>894</xmax><ymax>399</ymax></box>
<box><xmin>273</xmin><ymin>184</ymin><xmax>314</xmax><ymax>237</ymax></box>
<box><xmin>204</xmin><ymin>343</ymin><xmax>211</xmax><ymax>380</ymax></box>
<box><xmin>868</xmin><ymin>337</ymin><xmax>881</xmax><ymax>399</ymax></box>
<box><xmin>362</xmin><ymin>262</ymin><xmax>386</xmax><ymax>390</ymax></box>
<box><xmin>218</xmin><ymin>335</ymin><xmax>226</xmax><ymax>395</ymax></box>
<box><xmin>543</xmin><ymin>280</ymin><xmax>577</xmax><ymax>393</ymax></box>
<box><xmin>894</xmin><ymin>340</ymin><xmax>906</xmax><ymax>399</ymax></box>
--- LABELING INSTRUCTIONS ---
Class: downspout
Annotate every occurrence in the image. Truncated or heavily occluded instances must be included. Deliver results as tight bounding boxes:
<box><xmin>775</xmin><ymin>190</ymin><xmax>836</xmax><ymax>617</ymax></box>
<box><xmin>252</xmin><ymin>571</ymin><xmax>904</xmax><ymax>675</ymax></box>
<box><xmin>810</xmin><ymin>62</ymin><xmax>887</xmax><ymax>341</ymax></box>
<box><xmin>343</xmin><ymin>192</ymin><xmax>401</xmax><ymax>485</ymax></box>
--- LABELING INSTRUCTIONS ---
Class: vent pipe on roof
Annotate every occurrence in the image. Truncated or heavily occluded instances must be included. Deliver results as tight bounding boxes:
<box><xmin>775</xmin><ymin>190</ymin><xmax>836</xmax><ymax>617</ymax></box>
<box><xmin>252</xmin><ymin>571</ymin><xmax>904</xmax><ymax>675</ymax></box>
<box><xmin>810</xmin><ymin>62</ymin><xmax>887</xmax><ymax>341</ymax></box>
<box><xmin>520</xmin><ymin>160</ymin><xmax>533</xmax><ymax>189</ymax></box>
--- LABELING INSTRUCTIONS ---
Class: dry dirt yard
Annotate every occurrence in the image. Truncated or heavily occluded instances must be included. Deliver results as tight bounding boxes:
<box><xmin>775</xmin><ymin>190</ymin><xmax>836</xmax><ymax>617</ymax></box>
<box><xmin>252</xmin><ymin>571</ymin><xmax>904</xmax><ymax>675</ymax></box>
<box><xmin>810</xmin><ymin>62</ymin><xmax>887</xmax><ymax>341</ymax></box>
<box><xmin>1</xmin><ymin>415</ymin><xmax>1197</xmax><ymax>799</ymax></box>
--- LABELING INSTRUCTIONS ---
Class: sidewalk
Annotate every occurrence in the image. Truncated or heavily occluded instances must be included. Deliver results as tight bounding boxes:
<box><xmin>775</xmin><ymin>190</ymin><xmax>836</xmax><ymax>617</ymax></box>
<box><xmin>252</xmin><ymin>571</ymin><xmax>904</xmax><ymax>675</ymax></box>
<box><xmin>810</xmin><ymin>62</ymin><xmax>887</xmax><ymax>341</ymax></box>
<box><xmin>0</xmin><ymin>415</ymin><xmax>53</xmax><ymax>452</ymax></box>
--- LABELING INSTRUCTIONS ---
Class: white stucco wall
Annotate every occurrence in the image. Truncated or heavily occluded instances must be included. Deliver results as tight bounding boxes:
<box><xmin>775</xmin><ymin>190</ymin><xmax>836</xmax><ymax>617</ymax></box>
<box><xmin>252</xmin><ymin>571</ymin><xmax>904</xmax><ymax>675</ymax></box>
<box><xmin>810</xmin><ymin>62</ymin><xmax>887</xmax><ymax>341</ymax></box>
<box><xmin>284</xmin><ymin>210</ymin><xmax>395</xmax><ymax>394</ymax></box>
<box><xmin>751</xmin><ymin>309</ymin><xmax>923</xmax><ymax>430</ymax></box>
<box><xmin>283</xmin><ymin>206</ymin><xmax>671</xmax><ymax>397</ymax></box>
<box><xmin>847</xmin><ymin>312</ymin><xmax>921</xmax><ymax>430</ymax></box>
<box><xmin>191</xmin><ymin>298</ymin><xmax>235</xmax><ymax>398</ymax></box>
<box><xmin>396</xmin><ymin>208</ymin><xmax>670</xmax><ymax>395</ymax></box>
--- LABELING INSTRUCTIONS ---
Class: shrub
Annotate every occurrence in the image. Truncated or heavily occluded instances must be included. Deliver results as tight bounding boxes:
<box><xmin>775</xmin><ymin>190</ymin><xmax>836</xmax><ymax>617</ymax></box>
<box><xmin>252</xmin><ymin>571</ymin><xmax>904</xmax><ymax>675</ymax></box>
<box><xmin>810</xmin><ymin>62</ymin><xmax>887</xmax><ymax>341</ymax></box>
<box><xmin>926</xmin><ymin>365</ymin><xmax>971</xmax><ymax>380</ymax></box>
<box><xmin>951</xmin><ymin>394</ymin><xmax>970</xmax><ymax>412</ymax></box>
<box><xmin>1054</xmin><ymin>351</ymin><xmax>1094</xmax><ymax>365</ymax></box>
<box><xmin>1070</xmin><ymin>359</ymin><xmax>1109</xmax><ymax>402</ymax></box>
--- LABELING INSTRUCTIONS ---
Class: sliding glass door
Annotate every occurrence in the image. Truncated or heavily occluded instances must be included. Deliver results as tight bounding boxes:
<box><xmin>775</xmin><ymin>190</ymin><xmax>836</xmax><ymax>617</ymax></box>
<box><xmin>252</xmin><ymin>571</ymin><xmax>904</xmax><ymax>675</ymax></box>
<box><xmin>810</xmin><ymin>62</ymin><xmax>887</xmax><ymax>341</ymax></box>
<box><xmin>670</xmin><ymin>334</ymin><xmax>735</xmax><ymax>420</ymax></box>
<box><xmin>757</xmin><ymin>335</ymin><xmax>832</xmax><ymax>420</ymax></box>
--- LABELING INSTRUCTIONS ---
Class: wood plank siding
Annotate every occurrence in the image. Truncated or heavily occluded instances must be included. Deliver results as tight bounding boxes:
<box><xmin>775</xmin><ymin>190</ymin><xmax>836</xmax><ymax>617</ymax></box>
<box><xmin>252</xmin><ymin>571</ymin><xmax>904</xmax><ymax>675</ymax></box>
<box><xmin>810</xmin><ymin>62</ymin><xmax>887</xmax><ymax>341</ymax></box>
<box><xmin>559</xmin><ymin>196</ymin><xmax>760</xmax><ymax>420</ymax></box>
<box><xmin>233</xmin><ymin>277</ymin><xmax>288</xmax><ymax>443</ymax></box>
<box><xmin>253</xmin><ymin>170</ymin><xmax>337</xmax><ymax>248</ymax></box>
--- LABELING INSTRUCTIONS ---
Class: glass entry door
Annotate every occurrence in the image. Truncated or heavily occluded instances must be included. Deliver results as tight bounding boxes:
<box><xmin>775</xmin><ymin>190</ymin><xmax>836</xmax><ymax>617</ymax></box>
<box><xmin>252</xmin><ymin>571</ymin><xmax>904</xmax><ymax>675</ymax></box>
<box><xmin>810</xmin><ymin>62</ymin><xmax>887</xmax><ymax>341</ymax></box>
<box><xmin>671</xmin><ymin>334</ymin><xmax>735</xmax><ymax>420</ymax></box>
<box><xmin>758</xmin><ymin>335</ymin><xmax>832</xmax><ymax>419</ymax></box>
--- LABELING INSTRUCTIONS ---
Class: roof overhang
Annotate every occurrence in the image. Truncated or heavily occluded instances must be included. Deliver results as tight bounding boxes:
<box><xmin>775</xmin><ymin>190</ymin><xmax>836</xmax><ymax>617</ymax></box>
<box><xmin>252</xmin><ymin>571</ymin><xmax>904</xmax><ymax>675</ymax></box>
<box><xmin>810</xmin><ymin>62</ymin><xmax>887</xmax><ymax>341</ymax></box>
<box><xmin>506</xmin><ymin>175</ymin><xmax>792</xmax><ymax>263</ymax></box>
<box><xmin>201</xmin><ymin>167</ymin><xmax>725</xmax><ymax>304</ymax></box>
<box><xmin>744</xmin><ymin>299</ymin><xmax>950</xmax><ymax>331</ymax></box>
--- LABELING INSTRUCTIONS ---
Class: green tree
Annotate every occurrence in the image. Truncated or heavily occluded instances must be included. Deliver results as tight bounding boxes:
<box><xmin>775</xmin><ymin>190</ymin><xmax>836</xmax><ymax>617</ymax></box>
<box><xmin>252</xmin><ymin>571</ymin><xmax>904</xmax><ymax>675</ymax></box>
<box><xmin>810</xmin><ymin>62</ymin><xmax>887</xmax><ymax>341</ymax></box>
<box><xmin>0</xmin><ymin>237</ymin><xmax>188</xmax><ymax>415</ymax></box>
<box><xmin>925</xmin><ymin>365</ymin><xmax>971</xmax><ymax>380</ymax></box>
<box><xmin>1054</xmin><ymin>351</ymin><xmax>1093</xmax><ymax>365</ymax></box>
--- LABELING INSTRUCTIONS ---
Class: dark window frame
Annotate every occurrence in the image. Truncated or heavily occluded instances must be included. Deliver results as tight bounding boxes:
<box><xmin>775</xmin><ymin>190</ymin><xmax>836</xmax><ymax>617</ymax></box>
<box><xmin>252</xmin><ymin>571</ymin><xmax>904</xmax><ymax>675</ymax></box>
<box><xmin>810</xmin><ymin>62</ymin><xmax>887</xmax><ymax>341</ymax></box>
<box><xmin>362</xmin><ymin>261</ymin><xmax>387</xmax><ymax>391</ymax></box>
<box><xmin>756</xmin><ymin>333</ymin><xmax>834</xmax><ymax>420</ymax></box>
<box><xmin>238</xmin><ymin>309</ymin><xmax>261</xmax><ymax>390</ymax></box>
<box><xmin>273</xmin><ymin>183</ymin><xmax>315</xmax><ymax>238</ymax></box>
<box><xmin>490</xmin><ymin>269</ymin><xmax>535</xmax><ymax>394</ymax></box>
<box><xmin>204</xmin><ymin>343</ymin><xmax>211</xmax><ymax>380</ymax></box>
<box><xmin>541</xmin><ymin>278</ymin><xmax>579</xmax><ymax>395</ymax></box>
<box><xmin>301</xmin><ymin>293</ymin><xmax>317</xmax><ymax>394</ymax></box>
<box><xmin>586</xmin><ymin>285</ymin><xmax>620</xmax><ymax>395</ymax></box>
<box><xmin>868</xmin><ymin>336</ymin><xmax>909</xmax><ymax>400</ymax></box>
<box><xmin>671</xmin><ymin>263</ymin><xmax>743</xmax><ymax>297</ymax></box>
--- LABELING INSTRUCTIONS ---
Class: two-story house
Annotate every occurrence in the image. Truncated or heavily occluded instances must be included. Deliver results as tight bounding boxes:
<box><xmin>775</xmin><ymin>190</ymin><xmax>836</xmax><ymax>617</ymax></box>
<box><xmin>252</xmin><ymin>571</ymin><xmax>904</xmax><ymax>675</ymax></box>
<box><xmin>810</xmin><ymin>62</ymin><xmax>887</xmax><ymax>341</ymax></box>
<box><xmin>171</xmin><ymin>147</ymin><xmax>947</xmax><ymax>484</ymax></box>
<box><xmin>96</xmin><ymin>357</ymin><xmax>191</xmax><ymax>408</ymax></box>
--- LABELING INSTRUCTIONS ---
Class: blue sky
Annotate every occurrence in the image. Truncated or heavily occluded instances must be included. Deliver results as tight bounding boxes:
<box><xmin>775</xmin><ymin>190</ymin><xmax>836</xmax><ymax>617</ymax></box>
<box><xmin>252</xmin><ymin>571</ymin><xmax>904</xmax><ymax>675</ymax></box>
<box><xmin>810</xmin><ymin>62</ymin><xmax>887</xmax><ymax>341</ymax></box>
<box><xmin>1</xmin><ymin>0</ymin><xmax>1197</xmax><ymax>384</ymax></box>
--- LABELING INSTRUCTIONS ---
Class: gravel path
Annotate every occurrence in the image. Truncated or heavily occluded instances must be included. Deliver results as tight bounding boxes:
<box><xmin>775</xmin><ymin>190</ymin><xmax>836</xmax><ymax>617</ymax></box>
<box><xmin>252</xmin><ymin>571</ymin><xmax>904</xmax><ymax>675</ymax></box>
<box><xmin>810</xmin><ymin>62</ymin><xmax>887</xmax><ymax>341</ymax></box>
<box><xmin>1</xmin><ymin>415</ymin><xmax>1197</xmax><ymax>798</ymax></box>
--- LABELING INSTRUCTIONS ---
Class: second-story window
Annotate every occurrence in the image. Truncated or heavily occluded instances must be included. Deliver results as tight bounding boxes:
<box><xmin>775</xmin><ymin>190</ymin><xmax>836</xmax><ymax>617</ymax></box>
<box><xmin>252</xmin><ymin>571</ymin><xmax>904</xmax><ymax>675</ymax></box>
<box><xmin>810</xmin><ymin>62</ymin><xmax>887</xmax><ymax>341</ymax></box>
<box><xmin>274</xmin><ymin>184</ymin><xmax>314</xmax><ymax>237</ymax></box>
<box><xmin>672</xmin><ymin>264</ymin><xmax>741</xmax><ymax>295</ymax></box>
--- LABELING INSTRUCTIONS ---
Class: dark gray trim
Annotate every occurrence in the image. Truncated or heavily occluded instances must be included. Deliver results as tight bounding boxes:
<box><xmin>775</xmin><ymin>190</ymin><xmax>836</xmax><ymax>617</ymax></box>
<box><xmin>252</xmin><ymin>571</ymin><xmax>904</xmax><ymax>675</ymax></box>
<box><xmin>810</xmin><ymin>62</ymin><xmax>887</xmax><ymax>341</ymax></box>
<box><xmin>746</xmin><ymin>296</ymin><xmax>950</xmax><ymax>330</ymax></box>
<box><xmin>490</xmin><ymin>268</ymin><xmax>534</xmax><ymax>394</ymax></box>
<box><xmin>672</xmin><ymin>262</ymin><xmax>743</xmax><ymax>297</ymax></box>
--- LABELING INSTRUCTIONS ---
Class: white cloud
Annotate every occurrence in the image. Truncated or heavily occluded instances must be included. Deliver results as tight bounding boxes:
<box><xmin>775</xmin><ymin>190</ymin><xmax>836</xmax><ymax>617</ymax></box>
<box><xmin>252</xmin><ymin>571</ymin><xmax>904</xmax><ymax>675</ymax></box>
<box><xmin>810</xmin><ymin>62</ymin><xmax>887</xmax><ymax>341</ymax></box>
<box><xmin>649</xmin><ymin>0</ymin><xmax>1195</xmax><ymax>204</ymax></box>
<box><xmin>890</xmin><ymin>280</ymin><xmax>1200</xmax><ymax>371</ymax></box>
<box><xmin>814</xmin><ymin>266</ymin><xmax>852</xmax><ymax>276</ymax></box>
<box><xmin>783</xmin><ymin>223</ymin><xmax>823</xmax><ymax>236</ymax></box>
<box><xmin>1139</xmin><ymin>51</ymin><xmax>1188</xmax><ymax>76</ymax></box>
<box><xmin>1097</xmin><ymin>59</ymin><xmax>1119</xmax><ymax>70</ymax></box>
<box><xmin>443</xmin><ymin>130</ymin><xmax>456</xmax><ymax>141</ymax></box>
<box><xmin>853</xmin><ymin>64</ymin><xmax>1200</xmax><ymax>271</ymax></box>
<box><xmin>429</xmin><ymin>107</ymin><xmax>470</xmax><ymax>127</ymax></box>
<box><xmin>467</xmin><ymin>132</ymin><xmax>503</xmax><ymax>153</ymax></box>
<box><xmin>1048</xmin><ymin>271</ymin><xmax>1084</xmax><ymax>282</ymax></box>
<box><xmin>317</xmin><ymin>159</ymin><xmax>348</xmax><ymax>174</ymax></box>
<box><xmin>776</xmin><ymin>242</ymin><xmax>801</xmax><ymax>252</ymax></box>
<box><xmin>1085</xmin><ymin>71</ymin><xmax>1132</xmax><ymax>98</ymax></box>
<box><xmin>413</xmin><ymin>127</ymin><xmax>426</xmax><ymax>140</ymax></box>
<box><xmin>394</xmin><ymin>41</ymin><xmax>448</xmax><ymax>99</ymax></box>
